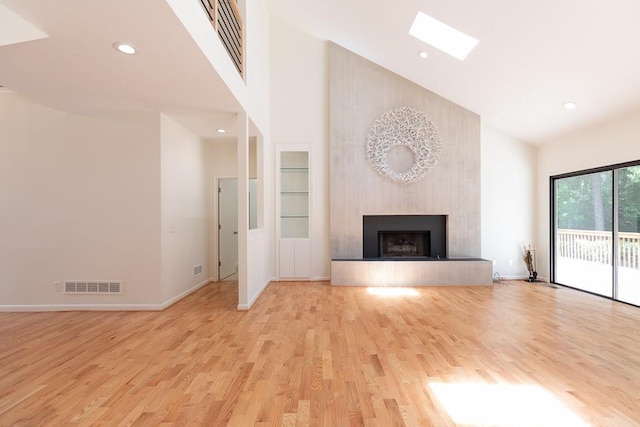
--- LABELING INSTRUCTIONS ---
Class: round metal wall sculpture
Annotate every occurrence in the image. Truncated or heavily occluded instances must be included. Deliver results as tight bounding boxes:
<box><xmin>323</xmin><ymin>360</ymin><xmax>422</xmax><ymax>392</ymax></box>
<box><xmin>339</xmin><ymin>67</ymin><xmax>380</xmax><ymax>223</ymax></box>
<box><xmin>366</xmin><ymin>107</ymin><xmax>442</xmax><ymax>184</ymax></box>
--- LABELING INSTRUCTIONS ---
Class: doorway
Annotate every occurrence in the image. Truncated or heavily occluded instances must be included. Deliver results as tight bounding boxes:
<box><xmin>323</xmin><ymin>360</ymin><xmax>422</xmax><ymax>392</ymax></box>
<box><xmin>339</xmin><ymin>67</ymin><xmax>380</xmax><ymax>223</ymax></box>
<box><xmin>218</xmin><ymin>178</ymin><xmax>238</xmax><ymax>280</ymax></box>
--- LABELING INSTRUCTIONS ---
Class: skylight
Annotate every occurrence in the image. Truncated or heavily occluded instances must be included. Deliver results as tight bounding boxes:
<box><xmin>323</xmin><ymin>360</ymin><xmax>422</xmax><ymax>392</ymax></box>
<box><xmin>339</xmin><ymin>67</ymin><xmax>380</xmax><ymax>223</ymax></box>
<box><xmin>409</xmin><ymin>12</ymin><xmax>479</xmax><ymax>60</ymax></box>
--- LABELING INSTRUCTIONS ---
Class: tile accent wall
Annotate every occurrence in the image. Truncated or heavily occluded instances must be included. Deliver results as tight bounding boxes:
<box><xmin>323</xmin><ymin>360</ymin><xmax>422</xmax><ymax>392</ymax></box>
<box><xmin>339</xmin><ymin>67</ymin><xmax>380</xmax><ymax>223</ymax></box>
<box><xmin>329</xmin><ymin>43</ymin><xmax>481</xmax><ymax>259</ymax></box>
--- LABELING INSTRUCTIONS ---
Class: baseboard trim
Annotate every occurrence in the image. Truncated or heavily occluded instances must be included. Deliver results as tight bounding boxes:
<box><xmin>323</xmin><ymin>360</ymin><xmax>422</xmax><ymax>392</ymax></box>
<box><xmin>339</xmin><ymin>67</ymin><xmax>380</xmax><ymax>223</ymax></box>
<box><xmin>500</xmin><ymin>275</ymin><xmax>549</xmax><ymax>282</ymax></box>
<box><xmin>0</xmin><ymin>304</ymin><xmax>164</xmax><ymax>312</ymax></box>
<box><xmin>237</xmin><ymin>277</ymin><xmax>274</xmax><ymax>311</ymax></box>
<box><xmin>276</xmin><ymin>276</ymin><xmax>330</xmax><ymax>282</ymax></box>
<box><xmin>0</xmin><ymin>278</ymin><xmax>213</xmax><ymax>313</ymax></box>
<box><xmin>161</xmin><ymin>278</ymin><xmax>212</xmax><ymax>309</ymax></box>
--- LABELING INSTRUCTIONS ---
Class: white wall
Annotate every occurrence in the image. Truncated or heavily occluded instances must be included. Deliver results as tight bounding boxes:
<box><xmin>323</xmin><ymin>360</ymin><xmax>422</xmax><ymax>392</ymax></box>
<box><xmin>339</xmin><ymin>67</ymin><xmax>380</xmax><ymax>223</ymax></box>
<box><xmin>165</xmin><ymin>0</ymin><xmax>274</xmax><ymax>306</ymax></box>
<box><xmin>208</xmin><ymin>135</ymin><xmax>274</xmax><ymax>305</ymax></box>
<box><xmin>210</xmin><ymin>139</ymin><xmax>238</xmax><ymax>177</ymax></box>
<box><xmin>536</xmin><ymin>108</ymin><xmax>640</xmax><ymax>280</ymax></box>
<box><xmin>209</xmin><ymin>138</ymin><xmax>237</xmax><ymax>282</ymax></box>
<box><xmin>243</xmin><ymin>1</ymin><xmax>275</xmax><ymax>305</ymax></box>
<box><xmin>269</xmin><ymin>18</ymin><xmax>541</xmax><ymax>280</ymax></box>
<box><xmin>245</xmin><ymin>0</ymin><xmax>271</xmax><ymax>135</ymax></box>
<box><xmin>481</xmin><ymin>122</ymin><xmax>537</xmax><ymax>279</ymax></box>
<box><xmin>0</xmin><ymin>90</ymin><xmax>162</xmax><ymax>308</ymax></box>
<box><xmin>160</xmin><ymin>115</ymin><xmax>211</xmax><ymax>302</ymax></box>
<box><xmin>246</xmin><ymin>134</ymin><xmax>274</xmax><ymax>307</ymax></box>
<box><xmin>270</xmin><ymin>17</ymin><xmax>330</xmax><ymax>279</ymax></box>
<box><xmin>164</xmin><ymin>0</ymin><xmax>270</xmax><ymax>135</ymax></box>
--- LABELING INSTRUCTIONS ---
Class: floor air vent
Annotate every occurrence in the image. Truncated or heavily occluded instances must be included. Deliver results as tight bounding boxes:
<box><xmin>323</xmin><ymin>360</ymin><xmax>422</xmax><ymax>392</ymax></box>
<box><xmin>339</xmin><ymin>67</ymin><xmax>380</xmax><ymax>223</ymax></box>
<box><xmin>65</xmin><ymin>280</ymin><xmax>122</xmax><ymax>295</ymax></box>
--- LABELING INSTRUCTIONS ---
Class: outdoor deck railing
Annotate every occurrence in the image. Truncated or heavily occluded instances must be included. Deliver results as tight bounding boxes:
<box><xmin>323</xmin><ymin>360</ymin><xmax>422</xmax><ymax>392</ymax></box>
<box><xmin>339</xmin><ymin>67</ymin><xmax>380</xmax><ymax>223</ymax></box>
<box><xmin>557</xmin><ymin>229</ymin><xmax>640</xmax><ymax>269</ymax></box>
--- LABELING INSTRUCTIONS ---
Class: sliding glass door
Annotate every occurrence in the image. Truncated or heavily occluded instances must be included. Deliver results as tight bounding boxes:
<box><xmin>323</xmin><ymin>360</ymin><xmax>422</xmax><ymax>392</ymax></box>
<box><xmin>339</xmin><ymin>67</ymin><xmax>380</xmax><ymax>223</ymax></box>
<box><xmin>554</xmin><ymin>171</ymin><xmax>613</xmax><ymax>297</ymax></box>
<box><xmin>616</xmin><ymin>165</ymin><xmax>640</xmax><ymax>305</ymax></box>
<box><xmin>552</xmin><ymin>161</ymin><xmax>640</xmax><ymax>305</ymax></box>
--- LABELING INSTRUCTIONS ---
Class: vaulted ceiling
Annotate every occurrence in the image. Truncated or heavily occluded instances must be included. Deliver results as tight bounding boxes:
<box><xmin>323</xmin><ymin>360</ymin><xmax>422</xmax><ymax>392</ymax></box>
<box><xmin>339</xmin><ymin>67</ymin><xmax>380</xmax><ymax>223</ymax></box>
<box><xmin>2</xmin><ymin>0</ymin><xmax>640</xmax><ymax>145</ymax></box>
<box><xmin>268</xmin><ymin>0</ymin><xmax>640</xmax><ymax>145</ymax></box>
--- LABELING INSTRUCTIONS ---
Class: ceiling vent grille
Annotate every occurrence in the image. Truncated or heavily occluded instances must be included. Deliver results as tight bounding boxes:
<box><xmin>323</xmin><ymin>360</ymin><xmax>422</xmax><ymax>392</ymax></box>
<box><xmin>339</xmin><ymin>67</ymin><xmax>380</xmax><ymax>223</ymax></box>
<box><xmin>65</xmin><ymin>280</ymin><xmax>122</xmax><ymax>295</ymax></box>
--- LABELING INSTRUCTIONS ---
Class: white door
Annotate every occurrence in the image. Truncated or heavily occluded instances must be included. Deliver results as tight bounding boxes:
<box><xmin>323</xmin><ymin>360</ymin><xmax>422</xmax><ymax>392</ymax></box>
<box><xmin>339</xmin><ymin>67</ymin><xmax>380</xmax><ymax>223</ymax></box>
<box><xmin>218</xmin><ymin>179</ymin><xmax>238</xmax><ymax>280</ymax></box>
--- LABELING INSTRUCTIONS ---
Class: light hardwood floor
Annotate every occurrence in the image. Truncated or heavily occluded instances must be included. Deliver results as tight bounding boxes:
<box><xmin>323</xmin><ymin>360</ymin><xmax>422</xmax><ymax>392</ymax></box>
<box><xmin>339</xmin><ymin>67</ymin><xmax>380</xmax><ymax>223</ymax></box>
<box><xmin>1</xmin><ymin>281</ymin><xmax>640</xmax><ymax>426</ymax></box>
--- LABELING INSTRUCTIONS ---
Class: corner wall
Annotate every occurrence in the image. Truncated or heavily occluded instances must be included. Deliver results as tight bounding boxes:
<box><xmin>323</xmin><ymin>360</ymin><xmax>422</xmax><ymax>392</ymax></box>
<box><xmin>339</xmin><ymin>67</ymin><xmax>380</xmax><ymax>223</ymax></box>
<box><xmin>0</xmin><ymin>91</ymin><xmax>162</xmax><ymax>308</ymax></box>
<box><xmin>270</xmin><ymin>17</ymin><xmax>330</xmax><ymax>279</ymax></box>
<box><xmin>481</xmin><ymin>122</ymin><xmax>537</xmax><ymax>278</ymax></box>
<box><xmin>160</xmin><ymin>115</ymin><xmax>211</xmax><ymax>303</ymax></box>
<box><xmin>536</xmin><ymin>108</ymin><xmax>640</xmax><ymax>280</ymax></box>
<box><xmin>269</xmin><ymin>18</ymin><xmax>541</xmax><ymax>282</ymax></box>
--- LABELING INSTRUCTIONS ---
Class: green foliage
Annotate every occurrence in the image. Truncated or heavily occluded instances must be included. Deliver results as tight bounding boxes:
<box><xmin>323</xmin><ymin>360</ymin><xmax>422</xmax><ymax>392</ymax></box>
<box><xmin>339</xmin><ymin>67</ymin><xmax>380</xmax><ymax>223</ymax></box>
<box><xmin>617</xmin><ymin>167</ymin><xmax>640</xmax><ymax>232</ymax></box>
<box><xmin>556</xmin><ymin>172</ymin><xmax>612</xmax><ymax>231</ymax></box>
<box><xmin>556</xmin><ymin>166</ymin><xmax>640</xmax><ymax>232</ymax></box>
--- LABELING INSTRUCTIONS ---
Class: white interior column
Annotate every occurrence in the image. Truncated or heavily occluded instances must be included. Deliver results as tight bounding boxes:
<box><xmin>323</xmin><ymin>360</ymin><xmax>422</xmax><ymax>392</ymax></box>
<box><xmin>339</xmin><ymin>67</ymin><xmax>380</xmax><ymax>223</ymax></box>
<box><xmin>237</xmin><ymin>112</ymin><xmax>249</xmax><ymax>307</ymax></box>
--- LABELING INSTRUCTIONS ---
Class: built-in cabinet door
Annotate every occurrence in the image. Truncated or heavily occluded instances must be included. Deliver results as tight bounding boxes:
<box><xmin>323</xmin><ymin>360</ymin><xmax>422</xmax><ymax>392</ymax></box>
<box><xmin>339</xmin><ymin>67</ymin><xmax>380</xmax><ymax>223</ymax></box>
<box><xmin>279</xmin><ymin>240</ymin><xmax>296</xmax><ymax>278</ymax></box>
<box><xmin>279</xmin><ymin>239</ymin><xmax>310</xmax><ymax>279</ymax></box>
<box><xmin>293</xmin><ymin>239</ymin><xmax>310</xmax><ymax>278</ymax></box>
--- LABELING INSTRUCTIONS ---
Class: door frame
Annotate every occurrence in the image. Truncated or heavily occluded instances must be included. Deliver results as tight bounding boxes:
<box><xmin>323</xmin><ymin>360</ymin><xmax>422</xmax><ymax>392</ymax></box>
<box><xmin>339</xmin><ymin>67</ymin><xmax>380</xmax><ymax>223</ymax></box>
<box><xmin>212</xmin><ymin>177</ymin><xmax>239</xmax><ymax>281</ymax></box>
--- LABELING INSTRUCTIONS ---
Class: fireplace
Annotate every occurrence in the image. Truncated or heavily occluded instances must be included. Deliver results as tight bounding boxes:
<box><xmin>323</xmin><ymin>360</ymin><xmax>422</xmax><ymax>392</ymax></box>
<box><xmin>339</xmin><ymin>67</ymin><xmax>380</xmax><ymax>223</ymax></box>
<box><xmin>379</xmin><ymin>231</ymin><xmax>430</xmax><ymax>257</ymax></box>
<box><xmin>363</xmin><ymin>215</ymin><xmax>446</xmax><ymax>259</ymax></box>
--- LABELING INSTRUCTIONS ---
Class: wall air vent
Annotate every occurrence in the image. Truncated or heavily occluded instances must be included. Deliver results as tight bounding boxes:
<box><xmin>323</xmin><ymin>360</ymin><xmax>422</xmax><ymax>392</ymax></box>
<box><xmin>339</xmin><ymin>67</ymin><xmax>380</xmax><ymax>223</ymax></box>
<box><xmin>193</xmin><ymin>264</ymin><xmax>203</xmax><ymax>277</ymax></box>
<box><xmin>64</xmin><ymin>280</ymin><xmax>122</xmax><ymax>295</ymax></box>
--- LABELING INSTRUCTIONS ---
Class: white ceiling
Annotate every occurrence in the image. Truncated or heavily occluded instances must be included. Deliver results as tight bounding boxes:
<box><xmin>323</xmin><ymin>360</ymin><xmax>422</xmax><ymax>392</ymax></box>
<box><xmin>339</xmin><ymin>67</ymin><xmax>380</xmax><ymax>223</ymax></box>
<box><xmin>0</xmin><ymin>0</ymin><xmax>241</xmax><ymax>139</ymax></box>
<box><xmin>267</xmin><ymin>0</ymin><xmax>640</xmax><ymax>145</ymax></box>
<box><xmin>1</xmin><ymin>1</ymin><xmax>640</xmax><ymax>145</ymax></box>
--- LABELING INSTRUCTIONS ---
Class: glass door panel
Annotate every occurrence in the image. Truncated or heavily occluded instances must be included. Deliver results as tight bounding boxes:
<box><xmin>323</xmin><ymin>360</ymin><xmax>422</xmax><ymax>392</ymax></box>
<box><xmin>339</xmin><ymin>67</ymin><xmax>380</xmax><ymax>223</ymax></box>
<box><xmin>280</xmin><ymin>151</ymin><xmax>309</xmax><ymax>239</ymax></box>
<box><xmin>616</xmin><ymin>165</ymin><xmax>640</xmax><ymax>305</ymax></box>
<box><xmin>555</xmin><ymin>171</ymin><xmax>613</xmax><ymax>297</ymax></box>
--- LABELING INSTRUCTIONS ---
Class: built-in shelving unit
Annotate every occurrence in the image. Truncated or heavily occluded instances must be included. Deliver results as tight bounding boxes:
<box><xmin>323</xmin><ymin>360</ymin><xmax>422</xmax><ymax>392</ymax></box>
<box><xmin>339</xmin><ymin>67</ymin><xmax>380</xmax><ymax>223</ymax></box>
<box><xmin>280</xmin><ymin>153</ymin><xmax>309</xmax><ymax>238</ymax></box>
<box><xmin>277</xmin><ymin>148</ymin><xmax>310</xmax><ymax>279</ymax></box>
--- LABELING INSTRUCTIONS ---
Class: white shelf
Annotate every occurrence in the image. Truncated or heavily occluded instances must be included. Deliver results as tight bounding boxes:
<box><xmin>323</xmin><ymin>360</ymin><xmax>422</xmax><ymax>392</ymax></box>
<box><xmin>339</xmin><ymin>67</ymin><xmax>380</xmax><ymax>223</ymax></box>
<box><xmin>281</xmin><ymin>217</ymin><xmax>309</xmax><ymax>239</ymax></box>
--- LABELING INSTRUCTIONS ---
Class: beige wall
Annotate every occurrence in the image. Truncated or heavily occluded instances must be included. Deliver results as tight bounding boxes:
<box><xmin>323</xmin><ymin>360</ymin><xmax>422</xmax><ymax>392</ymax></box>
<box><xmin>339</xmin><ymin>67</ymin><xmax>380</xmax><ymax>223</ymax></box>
<box><xmin>160</xmin><ymin>115</ymin><xmax>211</xmax><ymax>302</ymax></box>
<box><xmin>0</xmin><ymin>90</ymin><xmax>162</xmax><ymax>307</ymax></box>
<box><xmin>329</xmin><ymin>43</ymin><xmax>481</xmax><ymax>259</ymax></box>
<box><xmin>481</xmin><ymin>123</ymin><xmax>537</xmax><ymax>278</ymax></box>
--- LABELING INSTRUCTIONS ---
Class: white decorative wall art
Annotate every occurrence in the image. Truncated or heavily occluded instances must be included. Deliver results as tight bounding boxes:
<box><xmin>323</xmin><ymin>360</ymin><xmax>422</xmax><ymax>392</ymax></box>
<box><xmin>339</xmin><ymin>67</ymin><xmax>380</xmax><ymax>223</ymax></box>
<box><xmin>366</xmin><ymin>107</ymin><xmax>442</xmax><ymax>184</ymax></box>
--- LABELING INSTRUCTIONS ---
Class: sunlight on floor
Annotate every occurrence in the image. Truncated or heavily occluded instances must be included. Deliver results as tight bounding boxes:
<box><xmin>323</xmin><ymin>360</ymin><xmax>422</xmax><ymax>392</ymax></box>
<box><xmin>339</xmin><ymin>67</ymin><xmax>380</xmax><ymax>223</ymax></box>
<box><xmin>366</xmin><ymin>287</ymin><xmax>419</xmax><ymax>297</ymax></box>
<box><xmin>428</xmin><ymin>382</ymin><xmax>589</xmax><ymax>427</ymax></box>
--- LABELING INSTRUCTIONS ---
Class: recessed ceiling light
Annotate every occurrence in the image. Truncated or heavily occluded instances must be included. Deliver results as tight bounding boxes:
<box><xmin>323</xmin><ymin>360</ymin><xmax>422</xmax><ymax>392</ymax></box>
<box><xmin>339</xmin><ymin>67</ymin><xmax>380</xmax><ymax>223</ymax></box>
<box><xmin>409</xmin><ymin>11</ymin><xmax>479</xmax><ymax>60</ymax></box>
<box><xmin>563</xmin><ymin>102</ymin><xmax>577</xmax><ymax>110</ymax></box>
<box><xmin>418</xmin><ymin>50</ymin><xmax>429</xmax><ymax>59</ymax></box>
<box><xmin>216</xmin><ymin>128</ymin><xmax>226</xmax><ymax>133</ymax></box>
<box><xmin>113</xmin><ymin>42</ymin><xmax>136</xmax><ymax>55</ymax></box>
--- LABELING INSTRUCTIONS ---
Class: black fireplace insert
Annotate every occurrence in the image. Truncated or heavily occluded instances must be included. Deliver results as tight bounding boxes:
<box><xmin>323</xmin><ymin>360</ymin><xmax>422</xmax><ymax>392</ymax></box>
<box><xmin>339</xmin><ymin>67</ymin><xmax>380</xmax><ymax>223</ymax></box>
<box><xmin>378</xmin><ymin>231</ymin><xmax>430</xmax><ymax>257</ymax></box>
<box><xmin>363</xmin><ymin>215</ymin><xmax>446</xmax><ymax>259</ymax></box>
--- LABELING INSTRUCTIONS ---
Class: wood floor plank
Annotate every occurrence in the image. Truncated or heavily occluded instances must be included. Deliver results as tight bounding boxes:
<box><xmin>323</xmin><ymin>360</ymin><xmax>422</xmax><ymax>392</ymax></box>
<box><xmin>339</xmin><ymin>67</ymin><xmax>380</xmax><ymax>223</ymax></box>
<box><xmin>1</xmin><ymin>280</ymin><xmax>640</xmax><ymax>425</ymax></box>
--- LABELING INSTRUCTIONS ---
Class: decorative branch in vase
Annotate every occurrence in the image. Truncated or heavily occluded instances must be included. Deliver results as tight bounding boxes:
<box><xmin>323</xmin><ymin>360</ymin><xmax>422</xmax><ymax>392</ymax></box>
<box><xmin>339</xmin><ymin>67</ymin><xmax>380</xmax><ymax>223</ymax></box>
<box><xmin>524</xmin><ymin>244</ymin><xmax>540</xmax><ymax>282</ymax></box>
